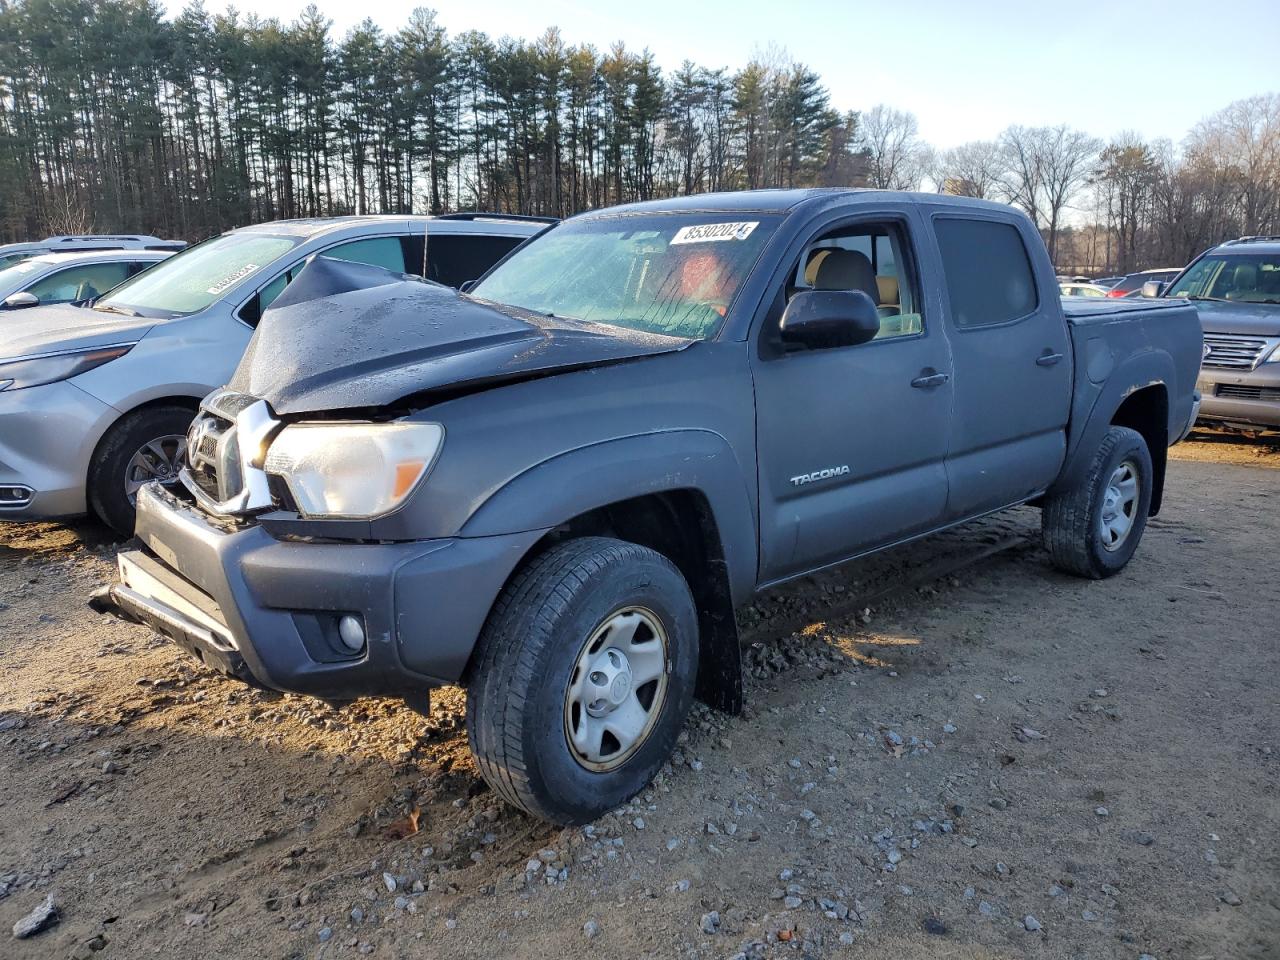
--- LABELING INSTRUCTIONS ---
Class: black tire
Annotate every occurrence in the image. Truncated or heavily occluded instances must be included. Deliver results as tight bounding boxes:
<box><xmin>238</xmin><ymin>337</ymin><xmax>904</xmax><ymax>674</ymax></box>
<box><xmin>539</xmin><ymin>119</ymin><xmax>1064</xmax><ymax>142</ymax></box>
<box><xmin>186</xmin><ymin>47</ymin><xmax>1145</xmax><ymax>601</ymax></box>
<box><xmin>1042</xmin><ymin>425</ymin><xmax>1153</xmax><ymax>579</ymax></box>
<box><xmin>466</xmin><ymin>536</ymin><xmax>699</xmax><ymax>825</ymax></box>
<box><xmin>87</xmin><ymin>405</ymin><xmax>194</xmax><ymax>536</ymax></box>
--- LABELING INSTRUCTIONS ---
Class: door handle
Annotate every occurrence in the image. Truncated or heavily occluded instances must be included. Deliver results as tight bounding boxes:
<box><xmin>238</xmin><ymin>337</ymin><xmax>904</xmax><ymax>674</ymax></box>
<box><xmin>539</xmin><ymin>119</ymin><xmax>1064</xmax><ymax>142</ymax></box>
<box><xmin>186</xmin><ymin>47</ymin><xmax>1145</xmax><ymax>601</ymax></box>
<box><xmin>1036</xmin><ymin>352</ymin><xmax>1064</xmax><ymax>366</ymax></box>
<box><xmin>910</xmin><ymin>372</ymin><xmax>950</xmax><ymax>389</ymax></box>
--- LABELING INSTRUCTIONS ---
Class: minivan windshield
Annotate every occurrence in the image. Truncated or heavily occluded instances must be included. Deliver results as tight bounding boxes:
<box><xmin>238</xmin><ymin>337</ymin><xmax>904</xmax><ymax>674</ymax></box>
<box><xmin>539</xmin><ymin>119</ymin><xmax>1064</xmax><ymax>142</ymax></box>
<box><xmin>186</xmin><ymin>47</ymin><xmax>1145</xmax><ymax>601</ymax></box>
<box><xmin>95</xmin><ymin>233</ymin><xmax>301</xmax><ymax>318</ymax></box>
<box><xmin>471</xmin><ymin>213</ymin><xmax>781</xmax><ymax>339</ymax></box>
<box><xmin>1168</xmin><ymin>253</ymin><xmax>1280</xmax><ymax>305</ymax></box>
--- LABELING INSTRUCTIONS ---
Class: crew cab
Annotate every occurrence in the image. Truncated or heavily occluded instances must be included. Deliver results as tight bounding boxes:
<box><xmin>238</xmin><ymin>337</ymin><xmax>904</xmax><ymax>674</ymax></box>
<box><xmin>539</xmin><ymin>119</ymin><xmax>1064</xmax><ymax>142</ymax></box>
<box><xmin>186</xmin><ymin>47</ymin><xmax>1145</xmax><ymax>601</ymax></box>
<box><xmin>93</xmin><ymin>190</ymin><xmax>1203</xmax><ymax>825</ymax></box>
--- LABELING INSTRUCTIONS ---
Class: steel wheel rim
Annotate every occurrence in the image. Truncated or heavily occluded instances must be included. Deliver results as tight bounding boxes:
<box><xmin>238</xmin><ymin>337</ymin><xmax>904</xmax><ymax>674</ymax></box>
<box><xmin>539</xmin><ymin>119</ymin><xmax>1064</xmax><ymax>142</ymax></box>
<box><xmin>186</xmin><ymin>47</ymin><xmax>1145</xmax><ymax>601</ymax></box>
<box><xmin>564</xmin><ymin>606</ymin><xmax>670</xmax><ymax>772</ymax></box>
<box><xmin>124</xmin><ymin>434</ymin><xmax>187</xmax><ymax>504</ymax></box>
<box><xmin>1099</xmin><ymin>459</ymin><xmax>1139</xmax><ymax>551</ymax></box>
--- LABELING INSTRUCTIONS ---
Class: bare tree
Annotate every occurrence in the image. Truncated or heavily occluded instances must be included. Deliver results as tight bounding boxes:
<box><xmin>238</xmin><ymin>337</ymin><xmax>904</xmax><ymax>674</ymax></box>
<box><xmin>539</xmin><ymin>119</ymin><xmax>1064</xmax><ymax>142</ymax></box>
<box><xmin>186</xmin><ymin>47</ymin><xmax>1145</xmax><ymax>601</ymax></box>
<box><xmin>938</xmin><ymin>139</ymin><xmax>1004</xmax><ymax>198</ymax></box>
<box><xmin>1186</xmin><ymin>93</ymin><xmax>1280</xmax><ymax>235</ymax></box>
<box><xmin>999</xmin><ymin>124</ymin><xmax>1099</xmax><ymax>261</ymax></box>
<box><xmin>858</xmin><ymin>104</ymin><xmax>928</xmax><ymax>190</ymax></box>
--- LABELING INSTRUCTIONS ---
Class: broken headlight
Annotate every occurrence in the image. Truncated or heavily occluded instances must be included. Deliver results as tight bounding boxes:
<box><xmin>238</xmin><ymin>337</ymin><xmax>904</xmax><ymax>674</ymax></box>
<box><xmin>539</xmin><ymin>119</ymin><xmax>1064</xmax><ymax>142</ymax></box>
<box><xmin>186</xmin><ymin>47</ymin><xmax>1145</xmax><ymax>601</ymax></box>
<box><xmin>263</xmin><ymin>421</ymin><xmax>444</xmax><ymax>519</ymax></box>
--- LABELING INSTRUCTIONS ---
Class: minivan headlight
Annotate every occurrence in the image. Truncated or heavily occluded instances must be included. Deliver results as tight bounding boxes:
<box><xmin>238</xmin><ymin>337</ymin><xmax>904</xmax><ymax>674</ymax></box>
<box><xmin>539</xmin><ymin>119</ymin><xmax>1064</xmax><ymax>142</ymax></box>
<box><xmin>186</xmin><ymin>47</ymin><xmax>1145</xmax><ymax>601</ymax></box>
<box><xmin>263</xmin><ymin>421</ymin><xmax>444</xmax><ymax>519</ymax></box>
<box><xmin>0</xmin><ymin>344</ymin><xmax>134</xmax><ymax>391</ymax></box>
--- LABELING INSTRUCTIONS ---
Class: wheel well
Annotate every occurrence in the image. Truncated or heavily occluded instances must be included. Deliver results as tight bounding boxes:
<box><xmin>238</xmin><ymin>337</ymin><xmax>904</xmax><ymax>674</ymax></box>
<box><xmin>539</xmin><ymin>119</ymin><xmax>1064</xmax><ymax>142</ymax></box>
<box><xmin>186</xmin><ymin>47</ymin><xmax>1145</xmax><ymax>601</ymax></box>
<box><xmin>89</xmin><ymin>395</ymin><xmax>202</xmax><ymax>469</ymax></box>
<box><xmin>519</xmin><ymin>490</ymin><xmax>743</xmax><ymax>715</ymax></box>
<box><xmin>1111</xmin><ymin>385</ymin><xmax>1168</xmax><ymax>516</ymax></box>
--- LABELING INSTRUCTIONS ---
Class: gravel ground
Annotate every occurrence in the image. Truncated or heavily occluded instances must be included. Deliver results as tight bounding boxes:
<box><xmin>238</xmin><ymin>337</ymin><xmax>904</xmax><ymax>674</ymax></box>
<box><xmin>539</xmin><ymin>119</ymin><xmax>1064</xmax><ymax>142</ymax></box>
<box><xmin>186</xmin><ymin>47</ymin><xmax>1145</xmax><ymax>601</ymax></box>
<box><xmin>0</xmin><ymin>433</ymin><xmax>1276</xmax><ymax>960</ymax></box>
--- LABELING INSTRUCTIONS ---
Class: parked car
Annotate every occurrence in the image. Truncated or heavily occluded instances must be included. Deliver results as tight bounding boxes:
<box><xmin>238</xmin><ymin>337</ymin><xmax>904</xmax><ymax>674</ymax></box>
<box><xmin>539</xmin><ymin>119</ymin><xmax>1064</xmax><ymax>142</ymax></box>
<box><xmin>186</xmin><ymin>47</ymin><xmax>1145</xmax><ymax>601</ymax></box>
<box><xmin>0</xmin><ymin>234</ymin><xmax>185</xmax><ymax>270</ymax></box>
<box><xmin>1155</xmin><ymin>236</ymin><xmax>1280</xmax><ymax>433</ymax></box>
<box><xmin>1106</xmin><ymin>268</ymin><xmax>1182</xmax><ymax>297</ymax></box>
<box><xmin>91</xmin><ymin>190</ymin><xmax>1202</xmax><ymax>825</ymax></box>
<box><xmin>0</xmin><ymin>249</ymin><xmax>172</xmax><ymax>311</ymax></box>
<box><xmin>1092</xmin><ymin>276</ymin><xmax>1124</xmax><ymax>289</ymax></box>
<box><xmin>0</xmin><ymin>214</ymin><xmax>548</xmax><ymax>533</ymax></box>
<box><xmin>1059</xmin><ymin>282</ymin><xmax>1109</xmax><ymax>298</ymax></box>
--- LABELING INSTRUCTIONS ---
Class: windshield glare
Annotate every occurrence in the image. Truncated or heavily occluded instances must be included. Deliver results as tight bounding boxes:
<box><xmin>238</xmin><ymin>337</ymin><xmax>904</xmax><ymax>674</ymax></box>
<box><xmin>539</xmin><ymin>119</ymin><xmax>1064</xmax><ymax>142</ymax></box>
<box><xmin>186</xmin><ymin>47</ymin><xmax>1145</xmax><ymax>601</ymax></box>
<box><xmin>1169</xmin><ymin>253</ymin><xmax>1280</xmax><ymax>305</ymax></box>
<box><xmin>471</xmin><ymin>214</ymin><xmax>780</xmax><ymax>339</ymax></box>
<box><xmin>0</xmin><ymin>258</ymin><xmax>45</xmax><ymax>292</ymax></box>
<box><xmin>96</xmin><ymin>233</ymin><xmax>300</xmax><ymax>317</ymax></box>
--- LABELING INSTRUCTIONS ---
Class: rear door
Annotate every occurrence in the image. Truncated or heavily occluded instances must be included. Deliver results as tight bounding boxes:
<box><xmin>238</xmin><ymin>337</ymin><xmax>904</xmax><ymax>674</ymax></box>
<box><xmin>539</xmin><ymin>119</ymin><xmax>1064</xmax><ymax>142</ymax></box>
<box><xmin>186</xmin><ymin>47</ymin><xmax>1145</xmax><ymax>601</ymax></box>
<box><xmin>929</xmin><ymin>212</ymin><xmax>1071</xmax><ymax>518</ymax></box>
<box><xmin>751</xmin><ymin>205</ymin><xmax>954</xmax><ymax>582</ymax></box>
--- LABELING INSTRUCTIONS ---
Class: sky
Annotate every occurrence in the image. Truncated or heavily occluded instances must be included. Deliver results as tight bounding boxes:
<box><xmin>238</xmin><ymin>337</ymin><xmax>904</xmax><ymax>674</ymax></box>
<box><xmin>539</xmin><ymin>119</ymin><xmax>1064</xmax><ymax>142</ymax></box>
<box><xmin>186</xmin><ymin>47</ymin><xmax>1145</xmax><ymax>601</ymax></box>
<box><xmin>211</xmin><ymin>0</ymin><xmax>1278</xmax><ymax>149</ymax></box>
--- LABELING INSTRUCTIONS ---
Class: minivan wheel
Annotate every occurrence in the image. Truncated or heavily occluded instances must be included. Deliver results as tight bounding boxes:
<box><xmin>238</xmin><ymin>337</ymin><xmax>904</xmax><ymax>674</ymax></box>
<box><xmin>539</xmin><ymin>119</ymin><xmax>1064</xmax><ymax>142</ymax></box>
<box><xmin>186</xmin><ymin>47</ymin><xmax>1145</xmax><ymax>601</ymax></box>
<box><xmin>1042</xmin><ymin>425</ymin><xmax>1153</xmax><ymax>579</ymax></box>
<box><xmin>466</xmin><ymin>536</ymin><xmax>699</xmax><ymax>825</ymax></box>
<box><xmin>88</xmin><ymin>405</ymin><xmax>194</xmax><ymax>536</ymax></box>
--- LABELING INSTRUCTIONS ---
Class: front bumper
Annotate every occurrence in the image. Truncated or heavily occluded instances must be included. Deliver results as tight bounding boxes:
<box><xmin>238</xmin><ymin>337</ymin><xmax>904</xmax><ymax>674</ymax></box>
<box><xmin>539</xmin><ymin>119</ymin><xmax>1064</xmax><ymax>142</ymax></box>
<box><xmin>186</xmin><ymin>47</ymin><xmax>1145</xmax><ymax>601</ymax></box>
<box><xmin>0</xmin><ymin>380</ymin><xmax>116</xmax><ymax>519</ymax></box>
<box><xmin>91</xmin><ymin>484</ymin><xmax>547</xmax><ymax>700</ymax></box>
<box><xmin>1197</xmin><ymin>364</ymin><xmax>1280</xmax><ymax>429</ymax></box>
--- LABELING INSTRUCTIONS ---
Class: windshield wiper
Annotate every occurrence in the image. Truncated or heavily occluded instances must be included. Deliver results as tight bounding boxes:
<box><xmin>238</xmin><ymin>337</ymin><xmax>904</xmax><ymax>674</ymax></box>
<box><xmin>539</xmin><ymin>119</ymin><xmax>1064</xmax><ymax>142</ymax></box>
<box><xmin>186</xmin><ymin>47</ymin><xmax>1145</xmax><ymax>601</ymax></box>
<box><xmin>93</xmin><ymin>303</ymin><xmax>140</xmax><ymax>317</ymax></box>
<box><xmin>1185</xmin><ymin>295</ymin><xmax>1230</xmax><ymax>303</ymax></box>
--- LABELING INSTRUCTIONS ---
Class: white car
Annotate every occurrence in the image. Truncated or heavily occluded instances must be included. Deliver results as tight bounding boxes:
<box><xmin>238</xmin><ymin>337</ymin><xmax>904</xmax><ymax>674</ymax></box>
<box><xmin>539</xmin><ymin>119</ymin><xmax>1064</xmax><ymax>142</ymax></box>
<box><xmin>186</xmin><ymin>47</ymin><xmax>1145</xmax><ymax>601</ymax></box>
<box><xmin>1059</xmin><ymin>282</ymin><xmax>1110</xmax><ymax>298</ymax></box>
<box><xmin>0</xmin><ymin>249</ymin><xmax>173</xmax><ymax>311</ymax></box>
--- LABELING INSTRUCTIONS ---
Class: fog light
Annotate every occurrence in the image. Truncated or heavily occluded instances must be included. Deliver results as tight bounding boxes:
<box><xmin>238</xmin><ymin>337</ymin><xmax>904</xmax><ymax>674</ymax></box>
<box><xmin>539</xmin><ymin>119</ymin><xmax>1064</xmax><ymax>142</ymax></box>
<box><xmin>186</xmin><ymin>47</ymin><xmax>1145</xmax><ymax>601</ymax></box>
<box><xmin>337</xmin><ymin>615</ymin><xmax>366</xmax><ymax>652</ymax></box>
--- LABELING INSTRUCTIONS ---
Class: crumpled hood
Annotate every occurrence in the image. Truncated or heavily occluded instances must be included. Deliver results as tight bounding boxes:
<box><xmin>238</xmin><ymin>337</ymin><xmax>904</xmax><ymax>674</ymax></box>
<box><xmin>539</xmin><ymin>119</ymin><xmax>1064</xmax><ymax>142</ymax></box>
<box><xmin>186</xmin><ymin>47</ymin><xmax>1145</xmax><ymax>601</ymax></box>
<box><xmin>0</xmin><ymin>302</ymin><xmax>156</xmax><ymax>360</ymax></box>
<box><xmin>1190</xmin><ymin>299</ymin><xmax>1280</xmax><ymax>337</ymax></box>
<box><xmin>228</xmin><ymin>256</ymin><xmax>693</xmax><ymax>415</ymax></box>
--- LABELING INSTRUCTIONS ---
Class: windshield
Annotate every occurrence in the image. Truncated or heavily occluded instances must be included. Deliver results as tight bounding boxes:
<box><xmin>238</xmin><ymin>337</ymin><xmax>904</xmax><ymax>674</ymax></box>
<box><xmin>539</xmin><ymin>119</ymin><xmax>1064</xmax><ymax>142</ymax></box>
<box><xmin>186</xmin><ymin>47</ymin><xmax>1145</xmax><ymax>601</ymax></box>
<box><xmin>0</xmin><ymin>252</ymin><xmax>33</xmax><ymax>270</ymax></box>
<box><xmin>0</xmin><ymin>257</ymin><xmax>46</xmax><ymax>294</ymax></box>
<box><xmin>471</xmin><ymin>213</ymin><xmax>781</xmax><ymax>339</ymax></box>
<box><xmin>95</xmin><ymin>233</ymin><xmax>301</xmax><ymax>317</ymax></box>
<box><xmin>1168</xmin><ymin>253</ymin><xmax>1280</xmax><ymax>305</ymax></box>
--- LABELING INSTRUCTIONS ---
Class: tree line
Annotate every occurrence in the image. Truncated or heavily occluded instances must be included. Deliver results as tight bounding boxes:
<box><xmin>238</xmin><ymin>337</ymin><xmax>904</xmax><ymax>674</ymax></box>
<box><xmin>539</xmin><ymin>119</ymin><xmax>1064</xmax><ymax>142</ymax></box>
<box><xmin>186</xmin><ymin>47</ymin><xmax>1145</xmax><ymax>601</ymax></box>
<box><xmin>0</xmin><ymin>0</ymin><xmax>1276</xmax><ymax>274</ymax></box>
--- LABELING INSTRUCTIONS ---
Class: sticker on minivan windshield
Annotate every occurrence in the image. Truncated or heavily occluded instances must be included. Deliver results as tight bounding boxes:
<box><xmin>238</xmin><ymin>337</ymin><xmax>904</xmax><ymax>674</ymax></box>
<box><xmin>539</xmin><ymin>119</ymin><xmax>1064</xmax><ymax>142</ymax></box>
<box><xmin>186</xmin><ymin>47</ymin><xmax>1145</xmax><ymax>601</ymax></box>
<box><xmin>670</xmin><ymin>222</ymin><xmax>759</xmax><ymax>245</ymax></box>
<box><xmin>205</xmin><ymin>264</ymin><xmax>259</xmax><ymax>296</ymax></box>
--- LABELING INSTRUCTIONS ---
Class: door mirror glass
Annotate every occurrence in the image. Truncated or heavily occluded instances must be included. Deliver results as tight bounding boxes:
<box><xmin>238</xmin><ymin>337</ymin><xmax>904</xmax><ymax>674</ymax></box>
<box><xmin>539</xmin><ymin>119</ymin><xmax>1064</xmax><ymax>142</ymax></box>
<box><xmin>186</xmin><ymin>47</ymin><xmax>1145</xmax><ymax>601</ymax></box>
<box><xmin>1141</xmin><ymin>280</ymin><xmax>1166</xmax><ymax>298</ymax></box>
<box><xmin>780</xmin><ymin>289</ymin><xmax>880</xmax><ymax>350</ymax></box>
<box><xmin>2</xmin><ymin>291</ymin><xmax>39</xmax><ymax>310</ymax></box>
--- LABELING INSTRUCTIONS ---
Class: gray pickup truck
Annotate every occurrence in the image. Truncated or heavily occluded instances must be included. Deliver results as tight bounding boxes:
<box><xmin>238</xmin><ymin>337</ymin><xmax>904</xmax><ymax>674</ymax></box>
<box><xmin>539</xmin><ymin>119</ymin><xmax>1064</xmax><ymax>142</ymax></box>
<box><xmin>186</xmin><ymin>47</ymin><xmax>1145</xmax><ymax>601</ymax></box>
<box><xmin>93</xmin><ymin>190</ymin><xmax>1203</xmax><ymax>825</ymax></box>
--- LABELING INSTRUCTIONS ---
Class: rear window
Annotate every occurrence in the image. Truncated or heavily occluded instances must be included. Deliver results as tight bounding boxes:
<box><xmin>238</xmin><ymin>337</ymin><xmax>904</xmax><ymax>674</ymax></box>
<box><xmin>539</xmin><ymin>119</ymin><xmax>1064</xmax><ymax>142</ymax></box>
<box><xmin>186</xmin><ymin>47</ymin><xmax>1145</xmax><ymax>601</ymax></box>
<box><xmin>934</xmin><ymin>218</ymin><xmax>1039</xmax><ymax>328</ymax></box>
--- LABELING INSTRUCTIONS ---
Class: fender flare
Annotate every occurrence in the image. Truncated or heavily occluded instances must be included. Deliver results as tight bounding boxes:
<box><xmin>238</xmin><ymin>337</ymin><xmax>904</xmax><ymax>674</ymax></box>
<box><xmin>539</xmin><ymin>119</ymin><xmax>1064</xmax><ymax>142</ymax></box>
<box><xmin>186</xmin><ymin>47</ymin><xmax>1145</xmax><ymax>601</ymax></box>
<box><xmin>461</xmin><ymin>430</ymin><xmax>760</xmax><ymax>715</ymax></box>
<box><xmin>1054</xmin><ymin>346</ymin><xmax>1174</xmax><ymax>505</ymax></box>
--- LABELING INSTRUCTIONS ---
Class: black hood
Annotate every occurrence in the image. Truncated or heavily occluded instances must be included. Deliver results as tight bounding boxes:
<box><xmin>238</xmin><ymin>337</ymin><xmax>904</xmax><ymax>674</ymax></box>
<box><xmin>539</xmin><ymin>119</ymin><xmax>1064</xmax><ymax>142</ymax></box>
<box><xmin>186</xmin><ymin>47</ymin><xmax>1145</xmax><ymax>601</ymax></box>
<box><xmin>228</xmin><ymin>257</ymin><xmax>694</xmax><ymax>415</ymax></box>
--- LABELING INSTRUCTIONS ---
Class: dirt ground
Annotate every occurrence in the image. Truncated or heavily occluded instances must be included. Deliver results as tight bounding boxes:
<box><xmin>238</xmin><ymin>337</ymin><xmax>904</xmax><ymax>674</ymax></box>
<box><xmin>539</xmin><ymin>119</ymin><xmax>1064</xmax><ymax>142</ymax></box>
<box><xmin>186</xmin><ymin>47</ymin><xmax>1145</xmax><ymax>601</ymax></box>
<box><xmin>1</xmin><ymin>431</ymin><xmax>1276</xmax><ymax>960</ymax></box>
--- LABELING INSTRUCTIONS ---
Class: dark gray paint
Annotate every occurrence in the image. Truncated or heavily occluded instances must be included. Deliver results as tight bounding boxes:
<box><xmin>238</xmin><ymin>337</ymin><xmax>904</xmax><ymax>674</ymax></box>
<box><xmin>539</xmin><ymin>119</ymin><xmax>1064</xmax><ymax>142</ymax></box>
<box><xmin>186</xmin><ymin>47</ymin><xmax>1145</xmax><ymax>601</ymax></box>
<box><xmin>99</xmin><ymin>189</ymin><xmax>1204</xmax><ymax>709</ymax></box>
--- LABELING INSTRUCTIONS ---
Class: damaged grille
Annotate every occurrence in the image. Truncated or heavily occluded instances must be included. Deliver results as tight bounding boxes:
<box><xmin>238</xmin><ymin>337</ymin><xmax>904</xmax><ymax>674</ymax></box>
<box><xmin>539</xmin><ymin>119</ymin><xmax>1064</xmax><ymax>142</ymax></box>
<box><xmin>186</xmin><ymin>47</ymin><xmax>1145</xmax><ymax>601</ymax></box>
<box><xmin>181</xmin><ymin>390</ymin><xmax>279</xmax><ymax>515</ymax></box>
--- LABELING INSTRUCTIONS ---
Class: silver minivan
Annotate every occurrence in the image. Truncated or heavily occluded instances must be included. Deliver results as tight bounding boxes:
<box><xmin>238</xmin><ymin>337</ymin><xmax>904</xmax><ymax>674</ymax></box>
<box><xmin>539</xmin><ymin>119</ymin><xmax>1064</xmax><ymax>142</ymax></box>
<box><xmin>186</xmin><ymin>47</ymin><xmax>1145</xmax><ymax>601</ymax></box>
<box><xmin>0</xmin><ymin>214</ymin><xmax>546</xmax><ymax>532</ymax></box>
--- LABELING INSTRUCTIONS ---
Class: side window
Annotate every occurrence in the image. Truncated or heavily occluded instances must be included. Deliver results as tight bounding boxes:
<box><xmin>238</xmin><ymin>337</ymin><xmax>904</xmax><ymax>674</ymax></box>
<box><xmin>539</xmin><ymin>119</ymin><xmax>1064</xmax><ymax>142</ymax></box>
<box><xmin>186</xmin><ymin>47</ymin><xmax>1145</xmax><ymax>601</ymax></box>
<box><xmin>238</xmin><ymin>236</ymin><xmax>407</xmax><ymax>326</ymax></box>
<box><xmin>421</xmin><ymin>234</ymin><xmax>524</xmax><ymax>288</ymax></box>
<box><xmin>324</xmin><ymin>236</ymin><xmax>407</xmax><ymax>273</ymax></box>
<box><xmin>788</xmin><ymin>221</ymin><xmax>923</xmax><ymax>341</ymax></box>
<box><xmin>27</xmin><ymin>262</ymin><xmax>130</xmax><ymax>303</ymax></box>
<box><xmin>934</xmin><ymin>218</ymin><xmax>1038</xmax><ymax>328</ymax></box>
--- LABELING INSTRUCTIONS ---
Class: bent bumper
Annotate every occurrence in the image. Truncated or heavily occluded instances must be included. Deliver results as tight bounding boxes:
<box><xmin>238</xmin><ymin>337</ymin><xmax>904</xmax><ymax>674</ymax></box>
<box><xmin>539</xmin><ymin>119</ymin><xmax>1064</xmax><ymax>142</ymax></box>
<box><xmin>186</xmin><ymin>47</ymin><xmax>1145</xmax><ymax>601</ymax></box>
<box><xmin>92</xmin><ymin>484</ymin><xmax>547</xmax><ymax>700</ymax></box>
<box><xmin>0</xmin><ymin>381</ymin><xmax>115</xmax><ymax>520</ymax></box>
<box><xmin>1197</xmin><ymin>366</ymin><xmax>1280</xmax><ymax>429</ymax></box>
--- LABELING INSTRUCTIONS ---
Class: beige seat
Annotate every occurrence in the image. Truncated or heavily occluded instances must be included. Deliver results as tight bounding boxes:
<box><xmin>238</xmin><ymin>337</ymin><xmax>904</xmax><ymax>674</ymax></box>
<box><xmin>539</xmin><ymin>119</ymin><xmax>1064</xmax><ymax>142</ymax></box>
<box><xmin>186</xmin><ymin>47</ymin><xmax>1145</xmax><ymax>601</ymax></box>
<box><xmin>876</xmin><ymin>275</ymin><xmax>900</xmax><ymax>316</ymax></box>
<box><xmin>812</xmin><ymin>248</ymin><xmax>879</xmax><ymax>302</ymax></box>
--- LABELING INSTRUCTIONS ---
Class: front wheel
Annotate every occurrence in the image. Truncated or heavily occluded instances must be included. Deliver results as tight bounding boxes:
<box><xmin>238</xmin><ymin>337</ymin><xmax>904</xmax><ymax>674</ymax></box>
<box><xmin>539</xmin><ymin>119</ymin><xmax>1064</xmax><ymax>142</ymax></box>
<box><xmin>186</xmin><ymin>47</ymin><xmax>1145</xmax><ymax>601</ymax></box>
<box><xmin>466</xmin><ymin>537</ymin><xmax>699</xmax><ymax>825</ymax></box>
<box><xmin>1042</xmin><ymin>425</ymin><xmax>1153</xmax><ymax>579</ymax></box>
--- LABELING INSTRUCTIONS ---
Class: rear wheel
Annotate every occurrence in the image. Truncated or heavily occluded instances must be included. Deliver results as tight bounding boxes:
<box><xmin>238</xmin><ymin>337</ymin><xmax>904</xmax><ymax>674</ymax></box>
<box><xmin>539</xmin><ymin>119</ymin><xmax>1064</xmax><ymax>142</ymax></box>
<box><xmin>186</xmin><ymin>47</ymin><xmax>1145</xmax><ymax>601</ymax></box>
<box><xmin>1042</xmin><ymin>425</ymin><xmax>1153</xmax><ymax>578</ymax></box>
<box><xmin>88</xmin><ymin>405</ymin><xmax>193</xmax><ymax>536</ymax></box>
<box><xmin>466</xmin><ymin>537</ymin><xmax>699</xmax><ymax>825</ymax></box>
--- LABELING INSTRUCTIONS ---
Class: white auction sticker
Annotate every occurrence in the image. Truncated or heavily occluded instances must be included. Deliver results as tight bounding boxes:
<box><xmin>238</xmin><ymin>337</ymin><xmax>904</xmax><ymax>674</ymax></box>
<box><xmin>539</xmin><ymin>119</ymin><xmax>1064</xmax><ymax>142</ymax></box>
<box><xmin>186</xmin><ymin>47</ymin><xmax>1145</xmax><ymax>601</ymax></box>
<box><xmin>670</xmin><ymin>221</ymin><xmax>759</xmax><ymax>245</ymax></box>
<box><xmin>206</xmin><ymin>264</ymin><xmax>259</xmax><ymax>295</ymax></box>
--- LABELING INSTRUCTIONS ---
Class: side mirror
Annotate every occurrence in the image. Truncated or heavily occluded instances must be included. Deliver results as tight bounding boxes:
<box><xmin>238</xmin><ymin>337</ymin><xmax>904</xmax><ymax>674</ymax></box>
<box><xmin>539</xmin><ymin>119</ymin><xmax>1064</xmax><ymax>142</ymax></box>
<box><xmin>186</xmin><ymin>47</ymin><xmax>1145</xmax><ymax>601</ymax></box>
<box><xmin>780</xmin><ymin>289</ymin><xmax>881</xmax><ymax>350</ymax></box>
<box><xmin>1141</xmin><ymin>280</ymin><xmax>1167</xmax><ymax>298</ymax></box>
<box><xmin>2</xmin><ymin>291</ymin><xmax>40</xmax><ymax>310</ymax></box>
<box><xmin>459</xmin><ymin>279</ymin><xmax>477</xmax><ymax>294</ymax></box>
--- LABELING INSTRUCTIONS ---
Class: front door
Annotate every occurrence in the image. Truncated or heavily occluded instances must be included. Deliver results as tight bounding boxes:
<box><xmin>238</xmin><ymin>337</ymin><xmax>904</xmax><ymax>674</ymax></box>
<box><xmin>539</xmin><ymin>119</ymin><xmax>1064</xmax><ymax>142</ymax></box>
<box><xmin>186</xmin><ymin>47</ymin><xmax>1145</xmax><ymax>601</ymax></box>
<box><xmin>752</xmin><ymin>211</ymin><xmax>954</xmax><ymax>583</ymax></box>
